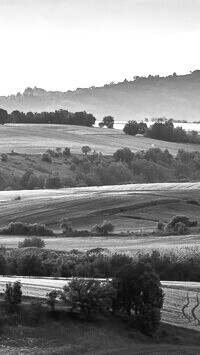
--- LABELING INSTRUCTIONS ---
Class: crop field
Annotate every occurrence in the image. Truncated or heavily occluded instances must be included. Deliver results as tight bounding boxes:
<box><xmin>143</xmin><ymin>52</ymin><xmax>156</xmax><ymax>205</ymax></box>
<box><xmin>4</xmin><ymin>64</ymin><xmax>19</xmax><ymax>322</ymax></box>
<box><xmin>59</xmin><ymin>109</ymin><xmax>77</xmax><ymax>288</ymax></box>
<box><xmin>0</xmin><ymin>182</ymin><xmax>200</xmax><ymax>234</ymax></box>
<box><xmin>1</xmin><ymin>123</ymin><xmax>200</xmax><ymax>155</ymax></box>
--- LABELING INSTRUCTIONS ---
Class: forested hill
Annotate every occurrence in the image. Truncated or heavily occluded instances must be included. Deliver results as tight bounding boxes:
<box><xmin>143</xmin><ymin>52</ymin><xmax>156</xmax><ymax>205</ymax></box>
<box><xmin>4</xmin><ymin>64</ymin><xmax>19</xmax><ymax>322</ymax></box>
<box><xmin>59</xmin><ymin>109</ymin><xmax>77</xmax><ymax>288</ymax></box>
<box><xmin>2</xmin><ymin>70</ymin><xmax>200</xmax><ymax>121</ymax></box>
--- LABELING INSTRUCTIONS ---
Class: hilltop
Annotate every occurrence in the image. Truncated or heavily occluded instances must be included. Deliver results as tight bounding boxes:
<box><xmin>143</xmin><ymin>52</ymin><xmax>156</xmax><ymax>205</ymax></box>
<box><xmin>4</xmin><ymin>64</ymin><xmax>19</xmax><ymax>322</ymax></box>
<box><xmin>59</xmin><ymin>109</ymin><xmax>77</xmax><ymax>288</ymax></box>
<box><xmin>1</xmin><ymin>71</ymin><xmax>200</xmax><ymax>121</ymax></box>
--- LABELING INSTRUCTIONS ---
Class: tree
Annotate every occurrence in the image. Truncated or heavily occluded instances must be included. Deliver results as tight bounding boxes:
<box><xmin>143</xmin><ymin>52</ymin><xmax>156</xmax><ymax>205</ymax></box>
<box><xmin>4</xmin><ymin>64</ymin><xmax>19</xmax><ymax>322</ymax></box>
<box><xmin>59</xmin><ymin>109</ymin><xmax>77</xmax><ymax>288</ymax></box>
<box><xmin>17</xmin><ymin>255</ymin><xmax>43</xmax><ymax>276</ymax></box>
<box><xmin>123</xmin><ymin>121</ymin><xmax>139</xmax><ymax>136</ymax></box>
<box><xmin>81</xmin><ymin>146</ymin><xmax>91</xmax><ymax>155</ymax></box>
<box><xmin>114</xmin><ymin>262</ymin><xmax>164</xmax><ymax>334</ymax></box>
<box><xmin>46</xmin><ymin>290</ymin><xmax>60</xmax><ymax>312</ymax></box>
<box><xmin>0</xmin><ymin>108</ymin><xmax>8</xmax><ymax>125</ymax></box>
<box><xmin>61</xmin><ymin>278</ymin><xmax>116</xmax><ymax>320</ymax></box>
<box><xmin>102</xmin><ymin>116</ymin><xmax>114</xmax><ymax>129</ymax></box>
<box><xmin>4</xmin><ymin>281</ymin><xmax>22</xmax><ymax>313</ymax></box>
<box><xmin>113</xmin><ymin>148</ymin><xmax>133</xmax><ymax>164</ymax></box>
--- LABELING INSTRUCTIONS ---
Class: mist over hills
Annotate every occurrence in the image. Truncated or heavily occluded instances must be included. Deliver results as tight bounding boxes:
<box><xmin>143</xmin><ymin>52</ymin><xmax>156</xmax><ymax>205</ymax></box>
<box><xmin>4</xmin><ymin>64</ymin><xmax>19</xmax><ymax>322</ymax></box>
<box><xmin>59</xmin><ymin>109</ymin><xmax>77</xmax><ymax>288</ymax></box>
<box><xmin>1</xmin><ymin>70</ymin><xmax>200</xmax><ymax>122</ymax></box>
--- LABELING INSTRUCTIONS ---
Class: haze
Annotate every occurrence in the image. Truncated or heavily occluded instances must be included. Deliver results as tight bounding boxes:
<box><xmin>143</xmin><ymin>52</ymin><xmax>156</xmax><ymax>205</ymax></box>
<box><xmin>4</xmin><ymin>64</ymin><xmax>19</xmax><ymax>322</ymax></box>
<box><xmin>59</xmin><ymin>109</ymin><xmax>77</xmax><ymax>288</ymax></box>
<box><xmin>0</xmin><ymin>0</ymin><xmax>200</xmax><ymax>95</ymax></box>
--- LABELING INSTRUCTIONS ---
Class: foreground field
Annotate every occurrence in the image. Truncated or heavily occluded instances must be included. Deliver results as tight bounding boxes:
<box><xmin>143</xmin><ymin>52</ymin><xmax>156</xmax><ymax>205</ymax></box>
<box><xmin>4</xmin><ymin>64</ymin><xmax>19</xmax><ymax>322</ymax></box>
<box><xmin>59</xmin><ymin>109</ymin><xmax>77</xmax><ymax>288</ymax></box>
<box><xmin>1</xmin><ymin>123</ymin><xmax>200</xmax><ymax>155</ymax></box>
<box><xmin>0</xmin><ymin>182</ymin><xmax>200</xmax><ymax>234</ymax></box>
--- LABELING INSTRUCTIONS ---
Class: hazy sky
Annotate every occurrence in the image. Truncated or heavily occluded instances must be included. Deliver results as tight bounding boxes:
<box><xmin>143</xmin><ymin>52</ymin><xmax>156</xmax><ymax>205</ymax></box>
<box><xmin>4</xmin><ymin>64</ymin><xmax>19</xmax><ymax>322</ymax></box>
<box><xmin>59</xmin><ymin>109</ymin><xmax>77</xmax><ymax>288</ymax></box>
<box><xmin>1</xmin><ymin>0</ymin><xmax>200</xmax><ymax>94</ymax></box>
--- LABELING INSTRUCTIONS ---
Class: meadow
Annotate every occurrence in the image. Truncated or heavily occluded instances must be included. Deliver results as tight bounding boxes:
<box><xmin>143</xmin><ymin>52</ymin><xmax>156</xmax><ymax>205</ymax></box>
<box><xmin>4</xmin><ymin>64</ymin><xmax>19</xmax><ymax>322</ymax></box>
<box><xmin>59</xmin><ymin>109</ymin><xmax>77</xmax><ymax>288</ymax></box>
<box><xmin>1</xmin><ymin>123</ymin><xmax>200</xmax><ymax>155</ymax></box>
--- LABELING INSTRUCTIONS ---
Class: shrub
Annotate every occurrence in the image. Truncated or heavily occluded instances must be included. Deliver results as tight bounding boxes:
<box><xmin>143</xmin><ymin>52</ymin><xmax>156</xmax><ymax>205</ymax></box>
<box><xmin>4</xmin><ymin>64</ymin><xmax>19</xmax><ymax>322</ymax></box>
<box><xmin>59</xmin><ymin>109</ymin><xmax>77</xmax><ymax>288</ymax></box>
<box><xmin>29</xmin><ymin>300</ymin><xmax>45</xmax><ymax>325</ymax></box>
<box><xmin>0</xmin><ymin>222</ymin><xmax>53</xmax><ymax>236</ymax></box>
<box><xmin>167</xmin><ymin>215</ymin><xmax>197</xmax><ymax>228</ymax></box>
<box><xmin>18</xmin><ymin>237</ymin><xmax>45</xmax><ymax>249</ymax></box>
<box><xmin>63</xmin><ymin>147</ymin><xmax>71</xmax><ymax>157</ymax></box>
<box><xmin>61</xmin><ymin>278</ymin><xmax>116</xmax><ymax>320</ymax></box>
<box><xmin>92</xmin><ymin>220</ymin><xmax>114</xmax><ymax>236</ymax></box>
<box><xmin>42</xmin><ymin>153</ymin><xmax>52</xmax><ymax>163</ymax></box>
<box><xmin>45</xmin><ymin>175</ymin><xmax>62</xmax><ymax>189</ymax></box>
<box><xmin>46</xmin><ymin>290</ymin><xmax>60</xmax><ymax>312</ymax></box>
<box><xmin>4</xmin><ymin>281</ymin><xmax>22</xmax><ymax>313</ymax></box>
<box><xmin>1</xmin><ymin>153</ymin><xmax>8</xmax><ymax>162</ymax></box>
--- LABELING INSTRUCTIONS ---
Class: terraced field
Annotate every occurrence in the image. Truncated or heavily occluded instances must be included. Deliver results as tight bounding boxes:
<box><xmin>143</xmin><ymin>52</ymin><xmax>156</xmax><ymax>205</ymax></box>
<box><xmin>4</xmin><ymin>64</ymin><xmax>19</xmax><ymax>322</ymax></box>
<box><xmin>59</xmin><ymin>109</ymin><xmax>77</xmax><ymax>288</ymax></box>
<box><xmin>1</xmin><ymin>123</ymin><xmax>200</xmax><ymax>155</ymax></box>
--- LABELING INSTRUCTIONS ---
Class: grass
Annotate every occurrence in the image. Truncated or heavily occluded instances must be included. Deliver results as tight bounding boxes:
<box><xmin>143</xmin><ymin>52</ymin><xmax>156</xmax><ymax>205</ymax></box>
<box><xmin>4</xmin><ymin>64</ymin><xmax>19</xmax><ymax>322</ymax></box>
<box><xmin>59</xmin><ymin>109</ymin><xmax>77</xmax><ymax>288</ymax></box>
<box><xmin>1</xmin><ymin>316</ymin><xmax>200</xmax><ymax>354</ymax></box>
<box><xmin>1</xmin><ymin>123</ymin><xmax>200</xmax><ymax>155</ymax></box>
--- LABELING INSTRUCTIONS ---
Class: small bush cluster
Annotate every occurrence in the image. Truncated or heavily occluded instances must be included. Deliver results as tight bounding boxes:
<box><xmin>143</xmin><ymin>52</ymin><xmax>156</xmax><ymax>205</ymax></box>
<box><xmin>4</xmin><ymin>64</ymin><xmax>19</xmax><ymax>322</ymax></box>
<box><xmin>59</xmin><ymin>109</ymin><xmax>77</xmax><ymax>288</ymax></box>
<box><xmin>0</xmin><ymin>222</ymin><xmax>54</xmax><ymax>236</ymax></box>
<box><xmin>18</xmin><ymin>237</ymin><xmax>45</xmax><ymax>248</ymax></box>
<box><xmin>157</xmin><ymin>215</ymin><xmax>197</xmax><ymax>236</ymax></box>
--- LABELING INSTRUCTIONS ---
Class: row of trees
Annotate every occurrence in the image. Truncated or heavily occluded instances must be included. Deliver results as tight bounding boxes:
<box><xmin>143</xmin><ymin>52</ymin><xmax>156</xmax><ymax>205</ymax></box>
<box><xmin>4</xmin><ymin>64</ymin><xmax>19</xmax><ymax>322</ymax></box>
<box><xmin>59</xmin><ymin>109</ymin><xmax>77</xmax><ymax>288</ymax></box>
<box><xmin>123</xmin><ymin>119</ymin><xmax>200</xmax><ymax>144</ymax></box>
<box><xmin>0</xmin><ymin>108</ymin><xmax>96</xmax><ymax>127</ymax></box>
<box><xmin>1</xmin><ymin>260</ymin><xmax>163</xmax><ymax>335</ymax></box>
<box><xmin>0</xmin><ymin>108</ymin><xmax>116</xmax><ymax>128</ymax></box>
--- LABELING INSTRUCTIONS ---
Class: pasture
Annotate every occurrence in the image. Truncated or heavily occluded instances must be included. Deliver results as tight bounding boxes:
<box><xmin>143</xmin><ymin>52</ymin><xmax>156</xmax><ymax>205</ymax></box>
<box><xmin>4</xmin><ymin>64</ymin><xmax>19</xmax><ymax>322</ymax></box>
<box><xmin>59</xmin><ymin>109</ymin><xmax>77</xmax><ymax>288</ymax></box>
<box><xmin>0</xmin><ymin>123</ymin><xmax>200</xmax><ymax>155</ymax></box>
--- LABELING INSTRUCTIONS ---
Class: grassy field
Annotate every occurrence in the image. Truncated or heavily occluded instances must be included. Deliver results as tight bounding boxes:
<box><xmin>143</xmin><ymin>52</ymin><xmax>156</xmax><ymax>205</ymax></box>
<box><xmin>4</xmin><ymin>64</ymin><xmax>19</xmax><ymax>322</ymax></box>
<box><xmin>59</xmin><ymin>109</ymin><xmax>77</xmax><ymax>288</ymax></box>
<box><xmin>1</xmin><ymin>123</ymin><xmax>200</xmax><ymax>155</ymax></box>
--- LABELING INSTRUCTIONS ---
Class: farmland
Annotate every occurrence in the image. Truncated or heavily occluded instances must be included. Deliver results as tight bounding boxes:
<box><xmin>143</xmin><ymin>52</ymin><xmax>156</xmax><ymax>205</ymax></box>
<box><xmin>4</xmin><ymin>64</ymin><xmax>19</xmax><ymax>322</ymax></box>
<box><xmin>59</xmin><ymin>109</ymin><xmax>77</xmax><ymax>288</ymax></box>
<box><xmin>0</xmin><ymin>182</ymin><xmax>200</xmax><ymax>236</ymax></box>
<box><xmin>0</xmin><ymin>123</ymin><xmax>200</xmax><ymax>155</ymax></box>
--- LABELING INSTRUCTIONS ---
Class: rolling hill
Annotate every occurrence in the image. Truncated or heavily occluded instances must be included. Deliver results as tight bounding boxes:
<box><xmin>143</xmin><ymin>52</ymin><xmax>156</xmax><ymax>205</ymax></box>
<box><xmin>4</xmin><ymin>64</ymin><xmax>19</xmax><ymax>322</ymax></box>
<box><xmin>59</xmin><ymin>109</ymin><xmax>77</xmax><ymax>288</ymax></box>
<box><xmin>1</xmin><ymin>71</ymin><xmax>200</xmax><ymax>121</ymax></box>
<box><xmin>1</xmin><ymin>124</ymin><xmax>200</xmax><ymax>155</ymax></box>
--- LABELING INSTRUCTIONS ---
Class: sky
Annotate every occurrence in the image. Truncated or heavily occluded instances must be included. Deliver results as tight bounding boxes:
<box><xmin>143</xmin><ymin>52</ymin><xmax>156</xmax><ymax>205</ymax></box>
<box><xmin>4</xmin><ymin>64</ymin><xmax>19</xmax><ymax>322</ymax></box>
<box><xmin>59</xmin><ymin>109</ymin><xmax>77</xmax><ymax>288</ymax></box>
<box><xmin>0</xmin><ymin>0</ymin><xmax>200</xmax><ymax>95</ymax></box>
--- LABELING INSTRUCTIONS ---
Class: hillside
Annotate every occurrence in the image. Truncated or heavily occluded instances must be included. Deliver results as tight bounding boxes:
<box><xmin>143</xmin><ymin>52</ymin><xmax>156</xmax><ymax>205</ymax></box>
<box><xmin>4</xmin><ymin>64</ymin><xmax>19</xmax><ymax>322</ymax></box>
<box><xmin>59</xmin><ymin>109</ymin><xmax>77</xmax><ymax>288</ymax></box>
<box><xmin>2</xmin><ymin>71</ymin><xmax>200</xmax><ymax>121</ymax></box>
<box><xmin>1</xmin><ymin>124</ymin><xmax>200</xmax><ymax>155</ymax></box>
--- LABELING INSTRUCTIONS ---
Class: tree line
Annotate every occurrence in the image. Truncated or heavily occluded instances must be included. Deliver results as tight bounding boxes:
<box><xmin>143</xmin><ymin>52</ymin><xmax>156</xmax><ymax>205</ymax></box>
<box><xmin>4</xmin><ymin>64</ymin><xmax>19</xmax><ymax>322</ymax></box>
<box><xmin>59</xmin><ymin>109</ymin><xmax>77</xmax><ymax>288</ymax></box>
<box><xmin>123</xmin><ymin>119</ymin><xmax>200</xmax><ymax>144</ymax></box>
<box><xmin>0</xmin><ymin>108</ymin><xmax>96</xmax><ymax>127</ymax></box>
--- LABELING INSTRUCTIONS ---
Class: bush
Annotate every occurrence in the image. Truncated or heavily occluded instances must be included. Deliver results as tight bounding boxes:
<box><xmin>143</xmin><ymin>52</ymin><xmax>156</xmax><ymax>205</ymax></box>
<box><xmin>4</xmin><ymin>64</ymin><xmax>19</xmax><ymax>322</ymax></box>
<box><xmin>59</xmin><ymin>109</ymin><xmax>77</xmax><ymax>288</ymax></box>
<box><xmin>45</xmin><ymin>175</ymin><xmax>62</xmax><ymax>189</ymax></box>
<box><xmin>1</xmin><ymin>153</ymin><xmax>8</xmax><ymax>162</ymax></box>
<box><xmin>167</xmin><ymin>215</ymin><xmax>197</xmax><ymax>228</ymax></box>
<box><xmin>0</xmin><ymin>222</ymin><xmax>53</xmax><ymax>236</ymax></box>
<box><xmin>92</xmin><ymin>220</ymin><xmax>114</xmax><ymax>236</ymax></box>
<box><xmin>4</xmin><ymin>281</ymin><xmax>22</xmax><ymax>313</ymax></box>
<box><xmin>113</xmin><ymin>148</ymin><xmax>133</xmax><ymax>164</ymax></box>
<box><xmin>63</xmin><ymin>147</ymin><xmax>71</xmax><ymax>157</ymax></box>
<box><xmin>42</xmin><ymin>153</ymin><xmax>52</xmax><ymax>163</ymax></box>
<box><xmin>61</xmin><ymin>278</ymin><xmax>116</xmax><ymax>320</ymax></box>
<box><xmin>46</xmin><ymin>290</ymin><xmax>60</xmax><ymax>312</ymax></box>
<box><xmin>29</xmin><ymin>300</ymin><xmax>45</xmax><ymax>324</ymax></box>
<box><xmin>18</xmin><ymin>237</ymin><xmax>45</xmax><ymax>249</ymax></box>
